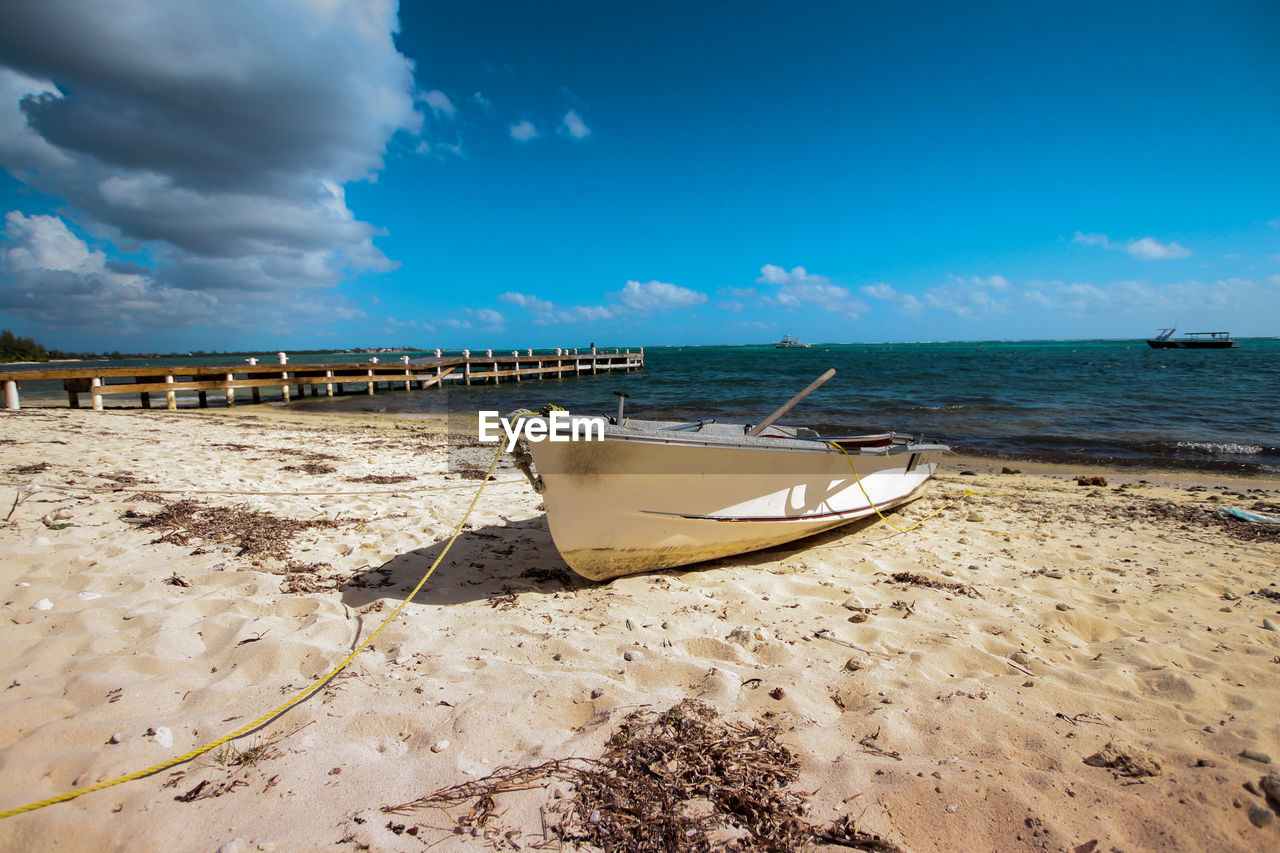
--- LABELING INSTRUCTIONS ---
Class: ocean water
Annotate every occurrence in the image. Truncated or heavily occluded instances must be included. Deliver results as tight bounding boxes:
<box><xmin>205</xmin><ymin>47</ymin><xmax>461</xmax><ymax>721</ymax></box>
<box><xmin>7</xmin><ymin>340</ymin><xmax>1279</xmax><ymax>472</ymax></box>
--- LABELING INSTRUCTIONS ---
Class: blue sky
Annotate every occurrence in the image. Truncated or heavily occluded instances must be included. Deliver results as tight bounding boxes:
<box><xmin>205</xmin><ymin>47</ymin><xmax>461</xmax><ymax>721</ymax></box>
<box><xmin>1</xmin><ymin>1</ymin><xmax>1278</xmax><ymax>352</ymax></box>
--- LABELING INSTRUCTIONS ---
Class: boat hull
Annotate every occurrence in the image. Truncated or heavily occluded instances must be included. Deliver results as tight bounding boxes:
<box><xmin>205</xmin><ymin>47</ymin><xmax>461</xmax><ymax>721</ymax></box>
<box><xmin>1146</xmin><ymin>339</ymin><xmax>1236</xmax><ymax>349</ymax></box>
<box><xmin>521</xmin><ymin>426</ymin><xmax>944</xmax><ymax>580</ymax></box>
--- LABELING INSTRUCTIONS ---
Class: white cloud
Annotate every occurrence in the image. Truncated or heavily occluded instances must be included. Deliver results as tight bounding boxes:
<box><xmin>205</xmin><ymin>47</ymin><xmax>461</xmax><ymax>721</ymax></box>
<box><xmin>1126</xmin><ymin>236</ymin><xmax>1192</xmax><ymax>260</ymax></box>
<box><xmin>509</xmin><ymin>120</ymin><xmax>538</xmax><ymax>141</ymax></box>
<box><xmin>617</xmin><ymin>280</ymin><xmax>706</xmax><ymax>311</ymax></box>
<box><xmin>500</xmin><ymin>291</ymin><xmax>615</xmax><ymax>325</ymax></box>
<box><xmin>422</xmin><ymin>89</ymin><xmax>456</xmax><ymax>120</ymax></box>
<box><xmin>0</xmin><ymin>210</ymin><xmax>369</xmax><ymax>336</ymax></box>
<box><xmin>951</xmin><ymin>274</ymin><xmax>1012</xmax><ymax>290</ymax></box>
<box><xmin>863</xmin><ymin>276</ymin><xmax>1011</xmax><ymax>318</ymax></box>
<box><xmin>756</xmin><ymin>264</ymin><xmax>867</xmax><ymax>318</ymax></box>
<box><xmin>756</xmin><ymin>264</ymin><xmax>821</xmax><ymax>286</ymax></box>
<box><xmin>471</xmin><ymin>91</ymin><xmax>495</xmax><ymax>117</ymax></box>
<box><xmin>470</xmin><ymin>308</ymin><xmax>504</xmax><ymax>327</ymax></box>
<box><xmin>1071</xmin><ymin>231</ymin><xmax>1112</xmax><ymax>249</ymax></box>
<box><xmin>0</xmin><ymin>0</ymin><xmax>419</xmax><ymax>337</ymax></box>
<box><xmin>499</xmin><ymin>292</ymin><xmax>554</xmax><ymax>313</ymax></box>
<box><xmin>861</xmin><ymin>283</ymin><xmax>924</xmax><ymax>316</ymax></box>
<box><xmin>0</xmin><ymin>70</ymin><xmax>72</xmax><ymax>173</ymax></box>
<box><xmin>1072</xmin><ymin>231</ymin><xmax>1192</xmax><ymax>260</ymax></box>
<box><xmin>500</xmin><ymin>280</ymin><xmax>706</xmax><ymax>326</ymax></box>
<box><xmin>560</xmin><ymin>109</ymin><xmax>591</xmax><ymax>140</ymax></box>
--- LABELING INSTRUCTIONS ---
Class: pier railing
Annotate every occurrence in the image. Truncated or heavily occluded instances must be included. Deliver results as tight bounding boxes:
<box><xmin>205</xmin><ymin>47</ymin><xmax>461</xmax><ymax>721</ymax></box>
<box><xmin>0</xmin><ymin>349</ymin><xmax>644</xmax><ymax>410</ymax></box>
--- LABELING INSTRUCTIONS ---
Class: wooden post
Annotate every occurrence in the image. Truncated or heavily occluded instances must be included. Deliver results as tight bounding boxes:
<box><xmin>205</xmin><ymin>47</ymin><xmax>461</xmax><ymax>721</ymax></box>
<box><xmin>225</xmin><ymin>374</ymin><xmax>235</xmax><ymax>407</ymax></box>
<box><xmin>252</xmin><ymin>385</ymin><xmax>261</xmax><ymax>403</ymax></box>
<box><xmin>165</xmin><ymin>375</ymin><xmax>176</xmax><ymax>411</ymax></box>
<box><xmin>198</xmin><ymin>390</ymin><xmax>208</xmax><ymax>408</ymax></box>
<box><xmin>366</xmin><ymin>369</ymin><xmax>375</xmax><ymax>395</ymax></box>
<box><xmin>325</xmin><ymin>370</ymin><xmax>334</xmax><ymax>396</ymax></box>
<box><xmin>62</xmin><ymin>379</ymin><xmax>78</xmax><ymax>408</ymax></box>
<box><xmin>91</xmin><ymin>377</ymin><xmax>103</xmax><ymax>411</ymax></box>
<box><xmin>492</xmin><ymin>360</ymin><xmax>499</xmax><ymax>384</ymax></box>
<box><xmin>140</xmin><ymin>390</ymin><xmax>151</xmax><ymax>409</ymax></box>
<box><xmin>4</xmin><ymin>380</ymin><xmax>18</xmax><ymax>411</ymax></box>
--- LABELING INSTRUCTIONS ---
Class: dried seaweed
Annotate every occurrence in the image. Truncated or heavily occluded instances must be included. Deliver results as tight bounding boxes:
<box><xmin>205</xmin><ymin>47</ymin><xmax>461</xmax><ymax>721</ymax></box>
<box><xmin>888</xmin><ymin>571</ymin><xmax>980</xmax><ymax>598</ymax></box>
<box><xmin>100</xmin><ymin>470</ymin><xmax>149</xmax><ymax>486</ymax></box>
<box><xmin>124</xmin><ymin>499</ymin><xmax>337</xmax><ymax>561</ymax></box>
<box><xmin>386</xmin><ymin>699</ymin><xmax>900</xmax><ymax>851</ymax></box>
<box><xmin>280</xmin><ymin>461</ymin><xmax>337</xmax><ymax>475</ymax></box>
<box><xmin>1104</xmin><ymin>498</ymin><xmax>1280</xmax><ymax>543</ymax></box>
<box><xmin>345</xmin><ymin>473</ymin><xmax>416</xmax><ymax>484</ymax></box>
<box><xmin>281</xmin><ymin>562</ymin><xmax>340</xmax><ymax>594</ymax></box>
<box><xmin>7</xmin><ymin>461</ymin><xmax>49</xmax><ymax>475</ymax></box>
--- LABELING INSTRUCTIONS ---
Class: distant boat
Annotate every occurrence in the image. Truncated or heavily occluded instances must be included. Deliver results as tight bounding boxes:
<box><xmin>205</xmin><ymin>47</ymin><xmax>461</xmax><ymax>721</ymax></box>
<box><xmin>1146</xmin><ymin>328</ymin><xmax>1237</xmax><ymax>349</ymax></box>
<box><xmin>775</xmin><ymin>335</ymin><xmax>811</xmax><ymax>348</ymax></box>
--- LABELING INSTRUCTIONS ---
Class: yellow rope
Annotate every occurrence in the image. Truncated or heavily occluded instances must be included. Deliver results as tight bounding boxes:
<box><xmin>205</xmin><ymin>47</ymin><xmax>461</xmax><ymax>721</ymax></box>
<box><xmin>0</xmin><ymin>445</ymin><xmax>506</xmax><ymax>820</ymax></box>
<box><xmin>831</xmin><ymin>442</ymin><xmax>957</xmax><ymax>534</ymax></box>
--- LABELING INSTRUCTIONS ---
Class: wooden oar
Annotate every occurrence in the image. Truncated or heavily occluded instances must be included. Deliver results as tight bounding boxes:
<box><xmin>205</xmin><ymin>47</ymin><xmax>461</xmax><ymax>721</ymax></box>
<box><xmin>746</xmin><ymin>368</ymin><xmax>836</xmax><ymax>437</ymax></box>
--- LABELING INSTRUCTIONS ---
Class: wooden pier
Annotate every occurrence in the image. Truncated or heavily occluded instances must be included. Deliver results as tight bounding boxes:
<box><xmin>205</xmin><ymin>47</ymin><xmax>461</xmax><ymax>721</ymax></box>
<box><xmin>0</xmin><ymin>348</ymin><xmax>643</xmax><ymax>411</ymax></box>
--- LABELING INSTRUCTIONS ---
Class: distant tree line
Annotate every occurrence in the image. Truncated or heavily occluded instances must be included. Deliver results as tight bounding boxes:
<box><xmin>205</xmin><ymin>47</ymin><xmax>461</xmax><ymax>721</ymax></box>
<box><xmin>0</xmin><ymin>330</ymin><xmax>57</xmax><ymax>363</ymax></box>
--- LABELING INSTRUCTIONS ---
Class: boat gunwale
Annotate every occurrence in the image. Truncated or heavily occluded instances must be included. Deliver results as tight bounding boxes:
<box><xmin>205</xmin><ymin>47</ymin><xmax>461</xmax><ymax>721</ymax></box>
<box><xmin>578</xmin><ymin>425</ymin><xmax>949</xmax><ymax>457</ymax></box>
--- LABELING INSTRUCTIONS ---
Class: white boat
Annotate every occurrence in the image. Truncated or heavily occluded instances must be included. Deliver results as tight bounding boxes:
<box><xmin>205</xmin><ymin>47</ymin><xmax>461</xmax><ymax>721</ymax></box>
<box><xmin>775</xmin><ymin>334</ymin><xmax>811</xmax><ymax>348</ymax></box>
<box><xmin>509</xmin><ymin>415</ymin><xmax>948</xmax><ymax>580</ymax></box>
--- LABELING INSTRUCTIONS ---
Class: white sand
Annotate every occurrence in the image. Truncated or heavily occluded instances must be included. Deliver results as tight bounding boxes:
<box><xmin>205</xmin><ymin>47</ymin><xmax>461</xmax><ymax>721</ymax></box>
<box><xmin>0</xmin><ymin>407</ymin><xmax>1277</xmax><ymax>851</ymax></box>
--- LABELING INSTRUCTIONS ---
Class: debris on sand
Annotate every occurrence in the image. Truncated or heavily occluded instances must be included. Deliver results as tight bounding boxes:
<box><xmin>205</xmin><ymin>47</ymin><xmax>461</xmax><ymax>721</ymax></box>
<box><xmin>385</xmin><ymin>699</ymin><xmax>901</xmax><ymax>851</ymax></box>
<box><xmin>124</xmin><ymin>500</ymin><xmax>338</xmax><ymax>561</ymax></box>
<box><xmin>888</xmin><ymin>571</ymin><xmax>981</xmax><ymax>598</ymax></box>
<box><xmin>1083</xmin><ymin>739</ymin><xmax>1162</xmax><ymax>778</ymax></box>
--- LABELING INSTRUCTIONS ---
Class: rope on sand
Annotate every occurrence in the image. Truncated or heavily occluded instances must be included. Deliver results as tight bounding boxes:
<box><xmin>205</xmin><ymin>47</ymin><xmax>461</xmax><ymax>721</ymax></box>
<box><xmin>0</xmin><ymin>446</ymin><xmax>506</xmax><ymax>820</ymax></box>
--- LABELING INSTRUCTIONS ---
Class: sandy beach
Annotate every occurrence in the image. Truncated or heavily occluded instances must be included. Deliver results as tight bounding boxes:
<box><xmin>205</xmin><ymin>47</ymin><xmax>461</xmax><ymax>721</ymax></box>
<box><xmin>0</xmin><ymin>406</ymin><xmax>1277</xmax><ymax>852</ymax></box>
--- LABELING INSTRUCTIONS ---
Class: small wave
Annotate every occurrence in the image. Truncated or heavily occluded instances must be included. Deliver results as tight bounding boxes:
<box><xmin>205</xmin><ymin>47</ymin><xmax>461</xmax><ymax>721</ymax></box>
<box><xmin>1176</xmin><ymin>441</ymin><xmax>1263</xmax><ymax>455</ymax></box>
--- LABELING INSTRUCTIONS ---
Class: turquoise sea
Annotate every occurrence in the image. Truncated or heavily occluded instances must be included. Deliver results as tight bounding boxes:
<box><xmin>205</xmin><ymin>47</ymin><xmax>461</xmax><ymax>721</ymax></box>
<box><xmin>7</xmin><ymin>339</ymin><xmax>1280</xmax><ymax>472</ymax></box>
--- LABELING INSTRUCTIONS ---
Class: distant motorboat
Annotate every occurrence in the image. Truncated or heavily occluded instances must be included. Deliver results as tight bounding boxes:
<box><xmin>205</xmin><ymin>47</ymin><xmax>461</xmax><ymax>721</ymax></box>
<box><xmin>775</xmin><ymin>335</ymin><xmax>811</xmax><ymax>348</ymax></box>
<box><xmin>1146</xmin><ymin>328</ymin><xmax>1237</xmax><ymax>349</ymax></box>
